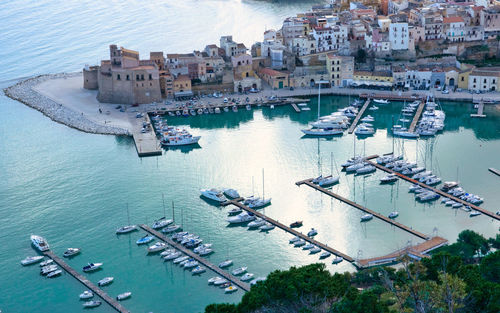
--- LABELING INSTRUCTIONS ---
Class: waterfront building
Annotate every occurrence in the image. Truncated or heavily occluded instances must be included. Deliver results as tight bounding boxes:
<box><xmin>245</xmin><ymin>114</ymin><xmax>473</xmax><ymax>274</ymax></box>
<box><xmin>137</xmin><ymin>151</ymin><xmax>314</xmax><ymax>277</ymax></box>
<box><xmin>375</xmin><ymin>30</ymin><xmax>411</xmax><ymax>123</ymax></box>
<box><xmin>353</xmin><ymin>71</ymin><xmax>394</xmax><ymax>88</ymax></box>
<box><xmin>258</xmin><ymin>68</ymin><xmax>290</xmax><ymax>89</ymax></box>
<box><xmin>326</xmin><ymin>53</ymin><xmax>354</xmax><ymax>87</ymax></box>
<box><xmin>458</xmin><ymin>64</ymin><xmax>474</xmax><ymax>90</ymax></box>
<box><xmin>173</xmin><ymin>75</ymin><xmax>193</xmax><ymax>99</ymax></box>
<box><xmin>83</xmin><ymin>45</ymin><xmax>161</xmax><ymax>105</ymax></box>
<box><xmin>468</xmin><ymin>68</ymin><xmax>500</xmax><ymax>92</ymax></box>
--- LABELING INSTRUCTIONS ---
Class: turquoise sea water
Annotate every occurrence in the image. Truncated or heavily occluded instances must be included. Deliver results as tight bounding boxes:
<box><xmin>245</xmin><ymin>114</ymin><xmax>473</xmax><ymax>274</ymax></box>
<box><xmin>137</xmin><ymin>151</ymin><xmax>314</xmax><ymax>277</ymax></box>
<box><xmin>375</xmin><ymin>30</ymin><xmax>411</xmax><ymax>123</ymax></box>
<box><xmin>0</xmin><ymin>1</ymin><xmax>499</xmax><ymax>312</ymax></box>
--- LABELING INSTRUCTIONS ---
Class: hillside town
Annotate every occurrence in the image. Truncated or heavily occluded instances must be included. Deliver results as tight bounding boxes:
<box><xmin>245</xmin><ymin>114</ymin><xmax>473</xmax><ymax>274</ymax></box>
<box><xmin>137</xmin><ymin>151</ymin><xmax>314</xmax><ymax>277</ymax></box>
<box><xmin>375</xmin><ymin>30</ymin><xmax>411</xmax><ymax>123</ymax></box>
<box><xmin>83</xmin><ymin>0</ymin><xmax>500</xmax><ymax>104</ymax></box>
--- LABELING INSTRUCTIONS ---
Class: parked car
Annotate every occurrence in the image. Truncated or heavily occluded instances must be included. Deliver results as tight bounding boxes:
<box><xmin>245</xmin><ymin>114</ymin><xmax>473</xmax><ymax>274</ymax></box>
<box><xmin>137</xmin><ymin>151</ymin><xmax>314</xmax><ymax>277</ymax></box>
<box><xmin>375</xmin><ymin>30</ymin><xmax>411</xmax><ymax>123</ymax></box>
<box><xmin>442</xmin><ymin>89</ymin><xmax>449</xmax><ymax>94</ymax></box>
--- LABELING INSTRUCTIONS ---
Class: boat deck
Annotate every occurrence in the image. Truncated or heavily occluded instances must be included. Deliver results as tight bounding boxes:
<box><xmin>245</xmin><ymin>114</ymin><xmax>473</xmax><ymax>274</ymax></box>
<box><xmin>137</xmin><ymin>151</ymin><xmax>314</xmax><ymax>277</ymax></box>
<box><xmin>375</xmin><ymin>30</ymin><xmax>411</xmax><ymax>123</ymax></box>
<box><xmin>138</xmin><ymin>225</ymin><xmax>250</xmax><ymax>292</ymax></box>
<box><xmin>355</xmin><ymin>236</ymin><xmax>448</xmax><ymax>268</ymax></box>
<box><xmin>365</xmin><ymin>156</ymin><xmax>500</xmax><ymax>221</ymax></box>
<box><xmin>43</xmin><ymin>250</ymin><xmax>130</xmax><ymax>313</ymax></box>
<box><xmin>221</xmin><ymin>199</ymin><xmax>354</xmax><ymax>262</ymax></box>
<box><xmin>295</xmin><ymin>179</ymin><xmax>429</xmax><ymax>240</ymax></box>
<box><xmin>408</xmin><ymin>100</ymin><xmax>426</xmax><ymax>133</ymax></box>
<box><xmin>130</xmin><ymin>113</ymin><xmax>162</xmax><ymax>157</ymax></box>
<box><xmin>347</xmin><ymin>99</ymin><xmax>371</xmax><ymax>134</ymax></box>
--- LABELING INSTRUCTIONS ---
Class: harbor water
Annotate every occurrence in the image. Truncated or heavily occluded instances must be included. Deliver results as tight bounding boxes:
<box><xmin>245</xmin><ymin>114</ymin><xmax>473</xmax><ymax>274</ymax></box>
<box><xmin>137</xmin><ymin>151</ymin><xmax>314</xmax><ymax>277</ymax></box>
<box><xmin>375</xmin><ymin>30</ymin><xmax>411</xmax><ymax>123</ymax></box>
<box><xmin>0</xmin><ymin>1</ymin><xmax>499</xmax><ymax>312</ymax></box>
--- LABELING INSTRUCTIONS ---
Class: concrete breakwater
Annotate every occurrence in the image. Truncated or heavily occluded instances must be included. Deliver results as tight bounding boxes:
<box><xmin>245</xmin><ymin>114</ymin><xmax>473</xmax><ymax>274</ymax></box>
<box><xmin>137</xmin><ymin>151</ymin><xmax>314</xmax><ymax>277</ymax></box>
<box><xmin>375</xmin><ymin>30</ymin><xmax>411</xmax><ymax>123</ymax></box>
<box><xmin>3</xmin><ymin>73</ymin><xmax>129</xmax><ymax>136</ymax></box>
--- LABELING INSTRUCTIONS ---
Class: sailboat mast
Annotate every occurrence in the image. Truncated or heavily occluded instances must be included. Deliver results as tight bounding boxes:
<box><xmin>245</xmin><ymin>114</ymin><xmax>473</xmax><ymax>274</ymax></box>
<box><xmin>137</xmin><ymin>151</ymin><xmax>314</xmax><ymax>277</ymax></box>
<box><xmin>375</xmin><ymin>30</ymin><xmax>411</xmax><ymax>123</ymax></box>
<box><xmin>162</xmin><ymin>193</ymin><xmax>166</xmax><ymax>217</ymax></box>
<box><xmin>126</xmin><ymin>203</ymin><xmax>130</xmax><ymax>225</ymax></box>
<box><xmin>262</xmin><ymin>168</ymin><xmax>265</xmax><ymax>200</ymax></box>
<box><xmin>252</xmin><ymin>176</ymin><xmax>255</xmax><ymax>196</ymax></box>
<box><xmin>172</xmin><ymin>201</ymin><xmax>175</xmax><ymax>222</ymax></box>
<box><xmin>317</xmin><ymin>82</ymin><xmax>321</xmax><ymax>120</ymax></box>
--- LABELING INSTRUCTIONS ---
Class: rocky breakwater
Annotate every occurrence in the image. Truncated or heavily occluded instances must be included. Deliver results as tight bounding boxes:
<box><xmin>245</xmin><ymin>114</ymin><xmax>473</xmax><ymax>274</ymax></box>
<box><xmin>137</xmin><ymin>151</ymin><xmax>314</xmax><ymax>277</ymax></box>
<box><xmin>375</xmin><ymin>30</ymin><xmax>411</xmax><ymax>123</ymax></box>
<box><xmin>3</xmin><ymin>73</ymin><xmax>129</xmax><ymax>136</ymax></box>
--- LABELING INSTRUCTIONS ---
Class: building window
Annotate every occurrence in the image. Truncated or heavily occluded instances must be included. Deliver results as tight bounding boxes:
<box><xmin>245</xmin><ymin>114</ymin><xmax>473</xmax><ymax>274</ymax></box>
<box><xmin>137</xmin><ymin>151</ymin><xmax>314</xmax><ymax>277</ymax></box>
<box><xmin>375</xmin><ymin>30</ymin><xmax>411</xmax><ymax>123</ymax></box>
<box><xmin>149</xmin><ymin>74</ymin><xmax>152</xmax><ymax>80</ymax></box>
<box><xmin>473</xmin><ymin>78</ymin><xmax>476</xmax><ymax>83</ymax></box>
<box><xmin>461</xmin><ymin>77</ymin><xmax>464</xmax><ymax>81</ymax></box>
<box><xmin>117</xmin><ymin>74</ymin><xmax>121</xmax><ymax>80</ymax></box>
<box><xmin>136</xmin><ymin>75</ymin><xmax>140</xmax><ymax>80</ymax></box>
<box><xmin>126</xmin><ymin>75</ymin><xmax>130</xmax><ymax>81</ymax></box>
<box><xmin>484</xmin><ymin>79</ymin><xmax>487</xmax><ymax>83</ymax></box>
<box><xmin>141</xmin><ymin>74</ymin><xmax>145</xmax><ymax>80</ymax></box>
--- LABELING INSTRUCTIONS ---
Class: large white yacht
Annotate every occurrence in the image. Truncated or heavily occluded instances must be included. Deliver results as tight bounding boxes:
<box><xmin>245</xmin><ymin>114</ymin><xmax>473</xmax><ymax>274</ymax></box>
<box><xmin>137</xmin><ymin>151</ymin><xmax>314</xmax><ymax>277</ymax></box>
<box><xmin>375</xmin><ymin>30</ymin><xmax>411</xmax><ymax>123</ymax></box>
<box><xmin>31</xmin><ymin>235</ymin><xmax>49</xmax><ymax>252</ymax></box>
<box><xmin>227</xmin><ymin>212</ymin><xmax>256</xmax><ymax>224</ymax></box>
<box><xmin>200</xmin><ymin>189</ymin><xmax>227</xmax><ymax>203</ymax></box>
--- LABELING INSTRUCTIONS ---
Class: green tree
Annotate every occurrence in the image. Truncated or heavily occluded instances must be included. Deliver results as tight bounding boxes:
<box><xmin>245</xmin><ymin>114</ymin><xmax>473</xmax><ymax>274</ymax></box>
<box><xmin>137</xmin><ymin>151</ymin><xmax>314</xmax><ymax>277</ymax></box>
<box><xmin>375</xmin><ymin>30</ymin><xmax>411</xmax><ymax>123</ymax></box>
<box><xmin>480</xmin><ymin>250</ymin><xmax>500</xmax><ymax>283</ymax></box>
<box><xmin>205</xmin><ymin>303</ymin><xmax>237</xmax><ymax>313</ymax></box>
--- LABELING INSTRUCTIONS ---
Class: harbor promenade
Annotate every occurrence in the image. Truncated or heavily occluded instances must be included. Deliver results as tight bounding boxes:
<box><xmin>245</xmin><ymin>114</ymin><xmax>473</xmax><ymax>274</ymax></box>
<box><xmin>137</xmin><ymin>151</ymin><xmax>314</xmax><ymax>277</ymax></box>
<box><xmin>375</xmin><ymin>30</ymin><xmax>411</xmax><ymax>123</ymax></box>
<box><xmin>365</xmin><ymin>156</ymin><xmax>500</xmax><ymax>221</ymax></box>
<box><xmin>139</xmin><ymin>225</ymin><xmax>251</xmax><ymax>292</ymax></box>
<box><xmin>221</xmin><ymin>199</ymin><xmax>354</xmax><ymax>262</ymax></box>
<box><xmin>43</xmin><ymin>250</ymin><xmax>130</xmax><ymax>313</ymax></box>
<box><xmin>295</xmin><ymin>178</ymin><xmax>429</xmax><ymax>240</ymax></box>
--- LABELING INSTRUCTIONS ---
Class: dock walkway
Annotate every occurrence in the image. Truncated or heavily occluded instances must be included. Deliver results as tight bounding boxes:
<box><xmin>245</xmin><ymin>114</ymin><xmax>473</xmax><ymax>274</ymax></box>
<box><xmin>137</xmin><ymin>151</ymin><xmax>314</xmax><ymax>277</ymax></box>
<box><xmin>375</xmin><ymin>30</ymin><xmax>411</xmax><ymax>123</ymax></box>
<box><xmin>295</xmin><ymin>179</ymin><xmax>429</xmax><ymax>240</ymax></box>
<box><xmin>130</xmin><ymin>114</ymin><xmax>162</xmax><ymax>157</ymax></box>
<box><xmin>408</xmin><ymin>100</ymin><xmax>426</xmax><ymax>133</ymax></box>
<box><xmin>290</xmin><ymin>102</ymin><xmax>301</xmax><ymax>113</ymax></box>
<box><xmin>365</xmin><ymin>158</ymin><xmax>500</xmax><ymax>221</ymax></box>
<box><xmin>43</xmin><ymin>251</ymin><xmax>130</xmax><ymax>313</ymax></box>
<box><xmin>348</xmin><ymin>99</ymin><xmax>371</xmax><ymax>134</ymax></box>
<box><xmin>221</xmin><ymin>199</ymin><xmax>354</xmax><ymax>262</ymax></box>
<box><xmin>489</xmin><ymin>168</ymin><xmax>500</xmax><ymax>177</ymax></box>
<box><xmin>355</xmin><ymin>236</ymin><xmax>448</xmax><ymax>269</ymax></box>
<box><xmin>138</xmin><ymin>225</ymin><xmax>250</xmax><ymax>292</ymax></box>
<box><xmin>471</xmin><ymin>101</ymin><xmax>486</xmax><ymax>118</ymax></box>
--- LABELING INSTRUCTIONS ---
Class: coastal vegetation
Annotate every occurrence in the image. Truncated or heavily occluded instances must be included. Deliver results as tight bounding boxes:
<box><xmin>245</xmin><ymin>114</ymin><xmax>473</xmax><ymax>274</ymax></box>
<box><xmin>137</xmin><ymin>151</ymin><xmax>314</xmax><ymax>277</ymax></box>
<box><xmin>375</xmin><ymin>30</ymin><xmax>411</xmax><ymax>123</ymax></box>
<box><xmin>206</xmin><ymin>230</ymin><xmax>500</xmax><ymax>313</ymax></box>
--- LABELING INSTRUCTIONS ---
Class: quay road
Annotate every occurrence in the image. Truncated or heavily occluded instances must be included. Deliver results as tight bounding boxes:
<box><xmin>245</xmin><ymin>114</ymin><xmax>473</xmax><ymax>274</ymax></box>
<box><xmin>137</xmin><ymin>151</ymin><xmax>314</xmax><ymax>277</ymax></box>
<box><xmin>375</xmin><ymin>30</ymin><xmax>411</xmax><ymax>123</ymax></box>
<box><xmin>347</xmin><ymin>99</ymin><xmax>371</xmax><ymax>134</ymax></box>
<box><xmin>221</xmin><ymin>199</ymin><xmax>354</xmax><ymax>262</ymax></box>
<box><xmin>43</xmin><ymin>250</ymin><xmax>130</xmax><ymax>313</ymax></box>
<box><xmin>365</xmin><ymin>156</ymin><xmax>500</xmax><ymax>221</ymax></box>
<box><xmin>295</xmin><ymin>179</ymin><xmax>429</xmax><ymax>240</ymax></box>
<box><xmin>139</xmin><ymin>225</ymin><xmax>250</xmax><ymax>292</ymax></box>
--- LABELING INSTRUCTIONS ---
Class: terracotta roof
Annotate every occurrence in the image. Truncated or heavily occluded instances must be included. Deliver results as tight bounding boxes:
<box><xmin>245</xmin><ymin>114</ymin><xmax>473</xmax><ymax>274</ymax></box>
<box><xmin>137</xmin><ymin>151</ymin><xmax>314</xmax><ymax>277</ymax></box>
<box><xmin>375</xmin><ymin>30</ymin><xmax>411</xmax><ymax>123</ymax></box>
<box><xmin>443</xmin><ymin>16</ymin><xmax>464</xmax><ymax>23</ymax></box>
<box><xmin>472</xmin><ymin>6</ymin><xmax>484</xmax><ymax>12</ymax></box>
<box><xmin>260</xmin><ymin>68</ymin><xmax>287</xmax><ymax>77</ymax></box>
<box><xmin>470</xmin><ymin>70</ymin><xmax>500</xmax><ymax>77</ymax></box>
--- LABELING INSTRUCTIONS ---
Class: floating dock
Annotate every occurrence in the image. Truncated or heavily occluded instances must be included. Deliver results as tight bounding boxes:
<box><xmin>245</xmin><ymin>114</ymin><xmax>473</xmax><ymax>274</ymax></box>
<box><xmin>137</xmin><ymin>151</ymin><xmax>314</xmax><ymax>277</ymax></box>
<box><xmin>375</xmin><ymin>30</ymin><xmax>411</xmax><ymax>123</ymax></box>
<box><xmin>355</xmin><ymin>236</ymin><xmax>448</xmax><ymax>269</ymax></box>
<box><xmin>365</xmin><ymin>156</ymin><xmax>500</xmax><ymax>221</ymax></box>
<box><xmin>131</xmin><ymin>114</ymin><xmax>162</xmax><ymax>157</ymax></box>
<box><xmin>347</xmin><ymin>99</ymin><xmax>371</xmax><ymax>134</ymax></box>
<box><xmin>470</xmin><ymin>101</ymin><xmax>486</xmax><ymax>118</ymax></box>
<box><xmin>290</xmin><ymin>102</ymin><xmax>301</xmax><ymax>113</ymax></box>
<box><xmin>138</xmin><ymin>225</ymin><xmax>250</xmax><ymax>292</ymax></box>
<box><xmin>43</xmin><ymin>251</ymin><xmax>130</xmax><ymax>313</ymax></box>
<box><xmin>295</xmin><ymin>179</ymin><xmax>429</xmax><ymax>240</ymax></box>
<box><xmin>221</xmin><ymin>199</ymin><xmax>354</xmax><ymax>262</ymax></box>
<box><xmin>489</xmin><ymin>168</ymin><xmax>500</xmax><ymax>177</ymax></box>
<box><xmin>408</xmin><ymin>100</ymin><xmax>426</xmax><ymax>133</ymax></box>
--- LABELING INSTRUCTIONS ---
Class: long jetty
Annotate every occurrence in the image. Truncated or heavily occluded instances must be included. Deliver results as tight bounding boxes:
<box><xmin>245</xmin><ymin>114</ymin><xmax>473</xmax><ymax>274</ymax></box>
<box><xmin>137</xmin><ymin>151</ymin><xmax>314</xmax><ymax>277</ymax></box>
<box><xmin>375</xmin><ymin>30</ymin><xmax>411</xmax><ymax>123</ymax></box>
<box><xmin>408</xmin><ymin>100</ymin><xmax>426</xmax><ymax>133</ymax></box>
<box><xmin>347</xmin><ymin>99</ymin><xmax>371</xmax><ymax>134</ymax></box>
<box><xmin>131</xmin><ymin>113</ymin><xmax>162</xmax><ymax>157</ymax></box>
<box><xmin>489</xmin><ymin>168</ymin><xmax>500</xmax><ymax>177</ymax></box>
<box><xmin>365</xmin><ymin>157</ymin><xmax>500</xmax><ymax>221</ymax></box>
<box><xmin>221</xmin><ymin>199</ymin><xmax>354</xmax><ymax>262</ymax></box>
<box><xmin>295</xmin><ymin>179</ymin><xmax>429</xmax><ymax>240</ymax></box>
<box><xmin>138</xmin><ymin>224</ymin><xmax>250</xmax><ymax>292</ymax></box>
<box><xmin>43</xmin><ymin>250</ymin><xmax>130</xmax><ymax>313</ymax></box>
<box><xmin>290</xmin><ymin>102</ymin><xmax>301</xmax><ymax>113</ymax></box>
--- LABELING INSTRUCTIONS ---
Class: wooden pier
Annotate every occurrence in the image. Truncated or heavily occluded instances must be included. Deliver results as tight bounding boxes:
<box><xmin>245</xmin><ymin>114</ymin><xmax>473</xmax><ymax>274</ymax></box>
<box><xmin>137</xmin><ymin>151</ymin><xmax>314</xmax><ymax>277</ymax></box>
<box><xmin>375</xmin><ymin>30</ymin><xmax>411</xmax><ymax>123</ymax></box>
<box><xmin>43</xmin><ymin>250</ymin><xmax>130</xmax><ymax>313</ymax></box>
<box><xmin>290</xmin><ymin>102</ymin><xmax>301</xmax><ymax>113</ymax></box>
<box><xmin>130</xmin><ymin>114</ymin><xmax>162</xmax><ymax>157</ymax></box>
<box><xmin>221</xmin><ymin>199</ymin><xmax>354</xmax><ymax>262</ymax></box>
<box><xmin>138</xmin><ymin>225</ymin><xmax>250</xmax><ymax>292</ymax></box>
<box><xmin>408</xmin><ymin>100</ymin><xmax>426</xmax><ymax>133</ymax></box>
<box><xmin>295</xmin><ymin>179</ymin><xmax>429</xmax><ymax>240</ymax></box>
<box><xmin>365</xmin><ymin>158</ymin><xmax>500</xmax><ymax>221</ymax></box>
<box><xmin>347</xmin><ymin>99</ymin><xmax>371</xmax><ymax>134</ymax></box>
<box><xmin>470</xmin><ymin>101</ymin><xmax>486</xmax><ymax>118</ymax></box>
<box><xmin>489</xmin><ymin>168</ymin><xmax>500</xmax><ymax>177</ymax></box>
<box><xmin>355</xmin><ymin>236</ymin><xmax>448</xmax><ymax>269</ymax></box>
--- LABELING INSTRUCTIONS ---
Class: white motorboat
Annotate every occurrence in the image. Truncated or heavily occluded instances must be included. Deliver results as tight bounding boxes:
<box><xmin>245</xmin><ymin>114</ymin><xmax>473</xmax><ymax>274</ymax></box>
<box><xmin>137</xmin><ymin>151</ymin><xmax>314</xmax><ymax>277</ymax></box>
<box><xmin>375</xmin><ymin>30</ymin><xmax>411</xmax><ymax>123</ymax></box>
<box><xmin>215</xmin><ymin>107</ymin><xmax>222</xmax><ymax>114</ymax></box>
<box><xmin>40</xmin><ymin>259</ymin><xmax>54</xmax><ymax>267</ymax></box>
<box><xmin>183</xmin><ymin>260</ymin><xmax>199</xmax><ymax>269</ymax></box>
<box><xmin>162</xmin><ymin>224</ymin><xmax>182</xmax><ymax>233</ymax></box>
<box><xmin>289</xmin><ymin>236</ymin><xmax>300</xmax><ymax>243</ymax></box>
<box><xmin>147</xmin><ymin>242</ymin><xmax>167</xmax><ymax>253</ymax></box>
<box><xmin>307</xmin><ymin>228</ymin><xmax>318</xmax><ymax>237</ymax></box>
<box><xmin>192</xmin><ymin>266</ymin><xmax>206</xmax><ymax>275</ymax></box>
<box><xmin>417</xmin><ymin>192</ymin><xmax>440</xmax><ymax>202</ymax></box>
<box><xmin>160</xmin><ymin>249</ymin><xmax>176</xmax><ymax>257</ymax></box>
<box><xmin>250</xmin><ymin>277</ymin><xmax>266</xmax><ymax>286</ymax></box>
<box><xmin>63</xmin><ymin>248</ymin><xmax>81</xmax><ymax>257</ymax></box>
<box><xmin>452</xmin><ymin>203</ymin><xmax>463</xmax><ymax>209</ymax></box>
<box><xmin>200</xmin><ymin>189</ymin><xmax>227</xmax><ymax>203</ymax></box>
<box><xmin>241</xmin><ymin>273</ymin><xmax>254</xmax><ymax>281</ymax></box>
<box><xmin>136</xmin><ymin>235</ymin><xmax>154</xmax><ymax>245</ymax></box>
<box><xmin>82</xmin><ymin>301</ymin><xmax>101</xmax><ymax>308</ymax></box>
<box><xmin>301</xmin><ymin>128</ymin><xmax>343</xmax><ymax>136</ymax></box>
<box><xmin>225</xmin><ymin>285</ymin><xmax>238</xmax><ymax>293</ymax></box>
<box><xmin>173</xmin><ymin>256</ymin><xmax>189</xmax><ymax>264</ymax></box>
<box><xmin>223</xmin><ymin>188</ymin><xmax>240</xmax><ymax>199</ymax></box>
<box><xmin>193</xmin><ymin>243</ymin><xmax>213</xmax><ymax>253</ymax></box>
<box><xmin>116</xmin><ymin>292</ymin><xmax>131</xmax><ymax>301</ymax></box>
<box><xmin>163</xmin><ymin>251</ymin><xmax>182</xmax><ymax>261</ymax></box>
<box><xmin>355</xmin><ymin>126</ymin><xmax>375</xmax><ymax>136</ymax></box>
<box><xmin>97</xmin><ymin>277</ymin><xmax>114</xmax><ymax>286</ymax></box>
<box><xmin>318</xmin><ymin>175</ymin><xmax>340</xmax><ymax>187</ymax></box>
<box><xmin>246</xmin><ymin>104</ymin><xmax>251</xmax><ymax>111</ymax></box>
<box><xmin>346</xmin><ymin>162</ymin><xmax>365</xmax><ymax>173</ymax></box>
<box><xmin>161</xmin><ymin>134</ymin><xmax>201</xmax><ymax>146</ymax></box>
<box><xmin>227</xmin><ymin>212</ymin><xmax>256</xmax><ymax>224</ymax></box>
<box><xmin>470</xmin><ymin>211</ymin><xmax>481</xmax><ymax>217</ymax></box>
<box><xmin>441</xmin><ymin>181</ymin><xmax>459</xmax><ymax>191</ymax></box>
<box><xmin>356</xmin><ymin>165</ymin><xmax>376</xmax><ymax>175</ymax></box>
<box><xmin>388</xmin><ymin>211</ymin><xmax>399</xmax><ymax>219</ymax></box>
<box><xmin>208</xmin><ymin>276</ymin><xmax>222</xmax><ymax>284</ymax></box>
<box><xmin>332</xmin><ymin>256</ymin><xmax>343</xmax><ymax>264</ymax></box>
<box><xmin>198</xmin><ymin>248</ymin><xmax>214</xmax><ymax>256</ymax></box>
<box><xmin>248</xmin><ymin>218</ymin><xmax>266</xmax><ymax>229</ymax></box>
<box><xmin>320</xmin><ymin>251</ymin><xmax>331</xmax><ymax>259</ymax></box>
<box><xmin>21</xmin><ymin>256</ymin><xmax>44</xmax><ymax>266</ymax></box>
<box><xmin>232</xmin><ymin>267</ymin><xmax>248</xmax><ymax>276</ymax></box>
<box><xmin>116</xmin><ymin>225</ymin><xmax>137</xmax><ymax>234</ymax></box>
<box><xmin>302</xmin><ymin>243</ymin><xmax>314</xmax><ymax>250</ymax></box>
<box><xmin>82</xmin><ymin>262</ymin><xmax>103</xmax><ymax>272</ymax></box>
<box><xmin>309</xmin><ymin>247</ymin><xmax>321</xmax><ymax>254</ymax></box>
<box><xmin>293</xmin><ymin>240</ymin><xmax>306</xmax><ymax>247</ymax></box>
<box><xmin>228</xmin><ymin>207</ymin><xmax>242</xmax><ymax>215</ymax></box>
<box><xmin>41</xmin><ymin>265</ymin><xmax>58</xmax><ymax>275</ymax></box>
<box><xmin>213</xmin><ymin>278</ymin><xmax>228</xmax><ymax>286</ymax></box>
<box><xmin>246</xmin><ymin>197</ymin><xmax>272</xmax><ymax>209</ymax></box>
<box><xmin>393</xmin><ymin>130</ymin><xmax>419</xmax><ymax>138</ymax></box>
<box><xmin>297</xmin><ymin>102</ymin><xmax>308</xmax><ymax>107</ymax></box>
<box><xmin>152</xmin><ymin>217</ymin><xmax>173</xmax><ymax>229</ymax></box>
<box><xmin>31</xmin><ymin>235</ymin><xmax>49</xmax><ymax>252</ymax></box>
<box><xmin>380</xmin><ymin>174</ymin><xmax>398</xmax><ymax>184</ymax></box>
<box><xmin>368</xmin><ymin>105</ymin><xmax>379</xmax><ymax>111</ymax></box>
<box><xmin>373</xmin><ymin>99</ymin><xmax>389</xmax><ymax>104</ymax></box>
<box><xmin>360</xmin><ymin>214</ymin><xmax>373</xmax><ymax>222</ymax></box>
<box><xmin>46</xmin><ymin>269</ymin><xmax>62</xmax><ymax>278</ymax></box>
<box><xmin>218</xmin><ymin>259</ymin><xmax>233</xmax><ymax>268</ymax></box>
<box><xmin>79</xmin><ymin>290</ymin><xmax>94</xmax><ymax>299</ymax></box>
<box><xmin>360</xmin><ymin>115</ymin><xmax>374</xmax><ymax>122</ymax></box>
<box><xmin>259</xmin><ymin>222</ymin><xmax>275</xmax><ymax>231</ymax></box>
